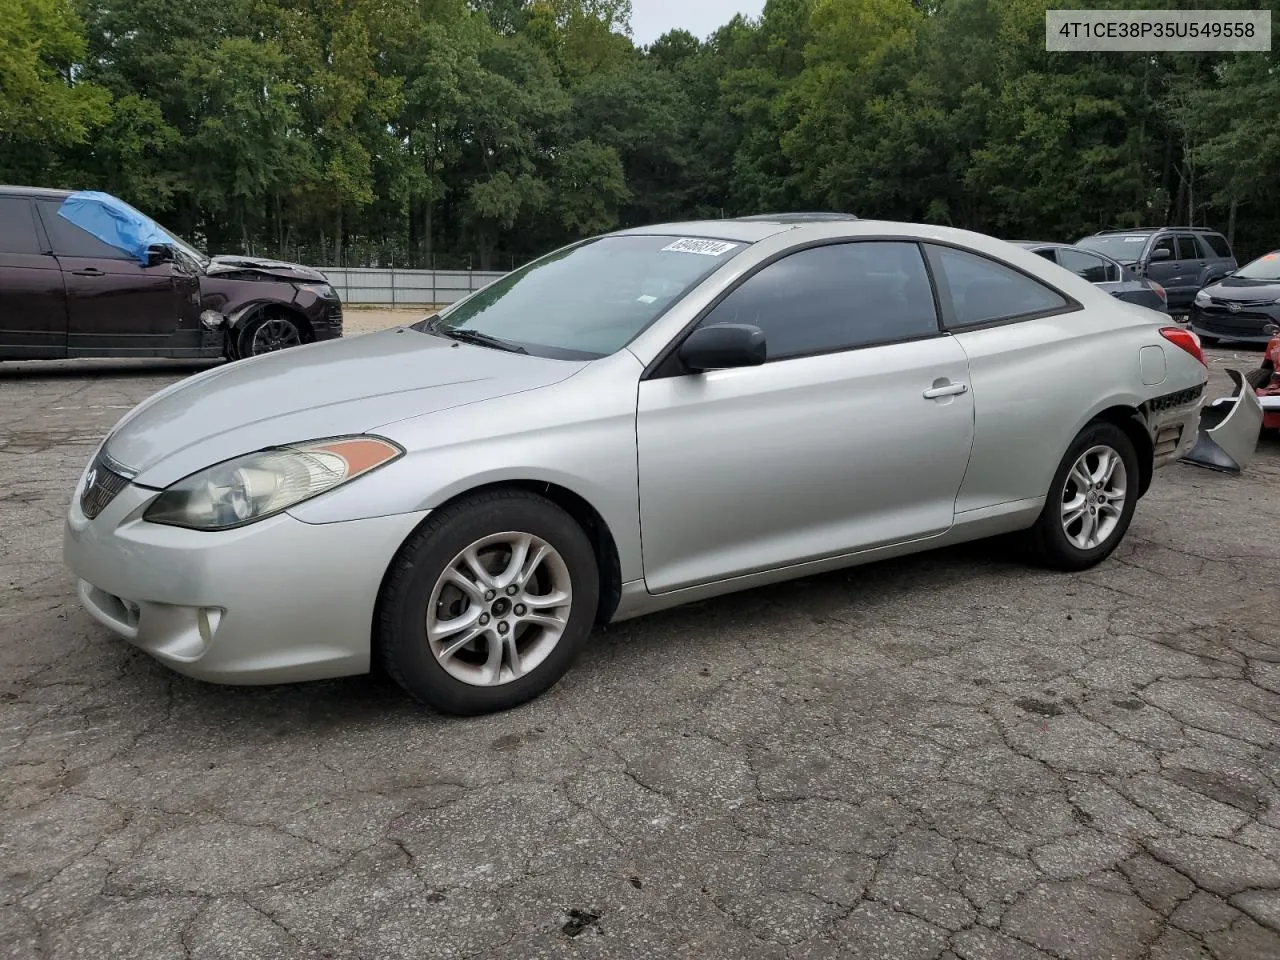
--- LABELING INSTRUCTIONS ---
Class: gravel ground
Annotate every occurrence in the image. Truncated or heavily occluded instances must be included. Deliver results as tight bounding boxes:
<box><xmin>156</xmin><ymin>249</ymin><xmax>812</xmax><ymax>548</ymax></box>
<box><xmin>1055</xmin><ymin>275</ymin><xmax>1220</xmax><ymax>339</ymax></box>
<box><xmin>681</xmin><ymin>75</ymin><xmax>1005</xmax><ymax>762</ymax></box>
<box><xmin>1</xmin><ymin>321</ymin><xmax>1278</xmax><ymax>960</ymax></box>
<box><xmin>342</xmin><ymin>307</ymin><xmax>436</xmax><ymax>335</ymax></box>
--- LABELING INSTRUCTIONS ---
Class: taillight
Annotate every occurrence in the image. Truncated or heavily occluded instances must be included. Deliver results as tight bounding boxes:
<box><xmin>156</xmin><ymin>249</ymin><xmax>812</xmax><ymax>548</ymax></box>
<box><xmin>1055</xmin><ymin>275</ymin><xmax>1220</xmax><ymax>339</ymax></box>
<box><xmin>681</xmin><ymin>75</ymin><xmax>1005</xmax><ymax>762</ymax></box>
<box><xmin>1160</xmin><ymin>326</ymin><xmax>1206</xmax><ymax>367</ymax></box>
<box><xmin>1148</xmin><ymin>281</ymin><xmax>1167</xmax><ymax>305</ymax></box>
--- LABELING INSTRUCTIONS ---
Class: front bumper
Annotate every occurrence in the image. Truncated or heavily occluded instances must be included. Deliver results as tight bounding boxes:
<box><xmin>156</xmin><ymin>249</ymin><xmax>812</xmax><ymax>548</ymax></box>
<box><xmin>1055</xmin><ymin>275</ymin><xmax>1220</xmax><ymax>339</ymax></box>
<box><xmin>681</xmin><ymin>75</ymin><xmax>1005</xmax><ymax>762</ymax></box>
<box><xmin>312</xmin><ymin>301</ymin><xmax>344</xmax><ymax>341</ymax></box>
<box><xmin>63</xmin><ymin>482</ymin><xmax>426</xmax><ymax>684</ymax></box>
<box><xmin>1188</xmin><ymin>303</ymin><xmax>1280</xmax><ymax>343</ymax></box>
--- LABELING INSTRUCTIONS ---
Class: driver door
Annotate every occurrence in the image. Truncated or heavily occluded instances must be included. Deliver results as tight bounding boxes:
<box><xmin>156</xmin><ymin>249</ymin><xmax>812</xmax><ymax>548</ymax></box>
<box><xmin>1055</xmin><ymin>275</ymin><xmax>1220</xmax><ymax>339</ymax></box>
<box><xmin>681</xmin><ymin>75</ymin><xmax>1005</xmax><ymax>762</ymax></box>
<box><xmin>635</xmin><ymin>240</ymin><xmax>976</xmax><ymax>594</ymax></box>
<box><xmin>36</xmin><ymin>200</ymin><xmax>200</xmax><ymax>356</ymax></box>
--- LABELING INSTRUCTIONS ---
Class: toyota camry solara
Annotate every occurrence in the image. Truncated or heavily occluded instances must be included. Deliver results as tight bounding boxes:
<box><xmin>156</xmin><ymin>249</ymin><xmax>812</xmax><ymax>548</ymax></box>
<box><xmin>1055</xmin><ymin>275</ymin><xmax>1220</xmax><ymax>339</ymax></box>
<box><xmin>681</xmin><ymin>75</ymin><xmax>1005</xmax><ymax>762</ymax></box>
<box><xmin>65</xmin><ymin>215</ymin><xmax>1212</xmax><ymax>714</ymax></box>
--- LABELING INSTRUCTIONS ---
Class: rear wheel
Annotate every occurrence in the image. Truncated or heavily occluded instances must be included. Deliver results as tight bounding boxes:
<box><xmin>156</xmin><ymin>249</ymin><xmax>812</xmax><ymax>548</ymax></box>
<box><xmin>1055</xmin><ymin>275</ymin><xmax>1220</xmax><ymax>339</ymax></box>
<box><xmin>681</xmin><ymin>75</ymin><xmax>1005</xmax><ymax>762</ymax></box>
<box><xmin>1199</xmin><ymin>334</ymin><xmax>1220</xmax><ymax>347</ymax></box>
<box><xmin>377</xmin><ymin>490</ymin><xmax>599</xmax><ymax>715</ymax></box>
<box><xmin>1022</xmin><ymin>422</ymin><xmax>1140</xmax><ymax>571</ymax></box>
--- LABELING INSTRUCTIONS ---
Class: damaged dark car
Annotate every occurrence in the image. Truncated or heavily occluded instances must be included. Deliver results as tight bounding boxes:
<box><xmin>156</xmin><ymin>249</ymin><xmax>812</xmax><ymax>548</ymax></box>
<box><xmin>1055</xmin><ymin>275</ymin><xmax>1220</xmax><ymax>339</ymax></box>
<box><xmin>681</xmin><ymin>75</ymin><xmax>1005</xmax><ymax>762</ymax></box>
<box><xmin>0</xmin><ymin>187</ymin><xmax>342</xmax><ymax>362</ymax></box>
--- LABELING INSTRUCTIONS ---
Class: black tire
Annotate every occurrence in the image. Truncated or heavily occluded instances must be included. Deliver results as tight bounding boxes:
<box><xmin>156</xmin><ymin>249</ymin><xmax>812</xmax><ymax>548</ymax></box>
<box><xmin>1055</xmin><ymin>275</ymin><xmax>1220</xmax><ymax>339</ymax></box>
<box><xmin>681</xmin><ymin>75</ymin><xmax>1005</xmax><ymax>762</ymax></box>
<box><xmin>1022</xmin><ymin>421</ymin><xmax>1141</xmax><ymax>572</ymax></box>
<box><xmin>1199</xmin><ymin>334</ymin><xmax>1220</xmax><ymax>347</ymax></box>
<box><xmin>237</xmin><ymin>310</ymin><xmax>304</xmax><ymax>358</ymax></box>
<box><xmin>377</xmin><ymin>490</ymin><xmax>600</xmax><ymax>715</ymax></box>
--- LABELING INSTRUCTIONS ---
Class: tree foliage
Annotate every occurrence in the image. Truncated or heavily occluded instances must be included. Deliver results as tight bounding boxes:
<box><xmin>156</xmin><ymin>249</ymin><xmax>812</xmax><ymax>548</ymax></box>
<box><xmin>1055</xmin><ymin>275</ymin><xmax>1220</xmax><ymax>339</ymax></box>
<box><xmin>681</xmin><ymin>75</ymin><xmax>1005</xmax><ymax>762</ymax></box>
<box><xmin>4</xmin><ymin>0</ymin><xmax>1280</xmax><ymax>268</ymax></box>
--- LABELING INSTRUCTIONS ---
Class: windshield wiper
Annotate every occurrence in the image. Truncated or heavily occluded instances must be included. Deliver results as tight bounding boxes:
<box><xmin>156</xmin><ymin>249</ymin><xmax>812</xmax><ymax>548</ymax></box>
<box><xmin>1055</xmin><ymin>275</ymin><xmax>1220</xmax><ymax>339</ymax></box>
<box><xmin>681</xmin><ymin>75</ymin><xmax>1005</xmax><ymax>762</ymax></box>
<box><xmin>439</xmin><ymin>328</ymin><xmax>528</xmax><ymax>354</ymax></box>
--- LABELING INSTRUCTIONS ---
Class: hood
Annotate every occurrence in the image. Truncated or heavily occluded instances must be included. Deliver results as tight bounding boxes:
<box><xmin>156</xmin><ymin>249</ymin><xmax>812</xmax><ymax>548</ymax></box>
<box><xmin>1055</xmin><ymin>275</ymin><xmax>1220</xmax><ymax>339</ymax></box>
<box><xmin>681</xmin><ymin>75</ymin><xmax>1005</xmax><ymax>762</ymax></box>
<box><xmin>206</xmin><ymin>255</ymin><xmax>329</xmax><ymax>284</ymax></box>
<box><xmin>1206</xmin><ymin>277</ymin><xmax>1280</xmax><ymax>300</ymax></box>
<box><xmin>106</xmin><ymin>329</ymin><xmax>588</xmax><ymax>488</ymax></box>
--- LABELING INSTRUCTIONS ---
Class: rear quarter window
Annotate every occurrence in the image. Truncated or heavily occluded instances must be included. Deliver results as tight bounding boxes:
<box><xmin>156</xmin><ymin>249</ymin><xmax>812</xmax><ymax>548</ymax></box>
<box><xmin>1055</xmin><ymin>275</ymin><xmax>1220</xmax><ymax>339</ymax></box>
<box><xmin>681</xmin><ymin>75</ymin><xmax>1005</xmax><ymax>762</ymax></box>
<box><xmin>926</xmin><ymin>244</ymin><xmax>1070</xmax><ymax>328</ymax></box>
<box><xmin>1203</xmin><ymin>233</ymin><xmax>1232</xmax><ymax>258</ymax></box>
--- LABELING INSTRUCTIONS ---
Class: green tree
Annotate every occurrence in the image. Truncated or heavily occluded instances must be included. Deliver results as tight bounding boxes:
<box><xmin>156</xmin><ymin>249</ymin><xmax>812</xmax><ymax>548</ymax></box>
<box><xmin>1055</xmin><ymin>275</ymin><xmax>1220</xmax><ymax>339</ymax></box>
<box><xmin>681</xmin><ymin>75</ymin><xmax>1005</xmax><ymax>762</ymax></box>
<box><xmin>0</xmin><ymin>0</ymin><xmax>110</xmax><ymax>147</ymax></box>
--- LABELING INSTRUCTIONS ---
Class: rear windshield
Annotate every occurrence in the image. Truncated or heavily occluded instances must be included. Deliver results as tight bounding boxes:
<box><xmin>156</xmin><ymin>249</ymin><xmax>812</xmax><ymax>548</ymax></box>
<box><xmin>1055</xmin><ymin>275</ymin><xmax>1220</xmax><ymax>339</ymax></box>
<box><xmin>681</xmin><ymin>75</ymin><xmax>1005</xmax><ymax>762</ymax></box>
<box><xmin>418</xmin><ymin>234</ymin><xmax>746</xmax><ymax>359</ymax></box>
<box><xmin>1075</xmin><ymin>235</ymin><xmax>1151</xmax><ymax>260</ymax></box>
<box><xmin>1233</xmin><ymin>251</ymin><xmax>1280</xmax><ymax>281</ymax></box>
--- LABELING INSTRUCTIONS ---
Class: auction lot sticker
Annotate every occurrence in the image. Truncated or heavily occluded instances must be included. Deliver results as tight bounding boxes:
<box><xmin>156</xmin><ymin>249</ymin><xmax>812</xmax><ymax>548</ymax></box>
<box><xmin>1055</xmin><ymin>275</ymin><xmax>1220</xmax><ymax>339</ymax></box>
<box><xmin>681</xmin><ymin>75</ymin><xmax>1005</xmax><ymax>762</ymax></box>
<box><xmin>1046</xmin><ymin>9</ymin><xmax>1270</xmax><ymax>52</ymax></box>
<box><xmin>661</xmin><ymin>239</ymin><xmax>741</xmax><ymax>256</ymax></box>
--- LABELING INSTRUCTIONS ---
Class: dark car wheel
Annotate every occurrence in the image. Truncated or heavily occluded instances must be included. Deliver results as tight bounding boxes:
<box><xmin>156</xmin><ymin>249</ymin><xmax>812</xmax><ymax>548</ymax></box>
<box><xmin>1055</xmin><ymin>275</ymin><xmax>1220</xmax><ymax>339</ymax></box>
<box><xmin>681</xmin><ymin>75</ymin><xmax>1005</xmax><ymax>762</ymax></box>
<box><xmin>377</xmin><ymin>490</ymin><xmax>600</xmax><ymax>715</ymax></box>
<box><xmin>1199</xmin><ymin>334</ymin><xmax>1220</xmax><ymax>347</ymax></box>
<box><xmin>238</xmin><ymin>311</ymin><xmax>304</xmax><ymax>357</ymax></box>
<box><xmin>1021</xmin><ymin>421</ymin><xmax>1140</xmax><ymax>571</ymax></box>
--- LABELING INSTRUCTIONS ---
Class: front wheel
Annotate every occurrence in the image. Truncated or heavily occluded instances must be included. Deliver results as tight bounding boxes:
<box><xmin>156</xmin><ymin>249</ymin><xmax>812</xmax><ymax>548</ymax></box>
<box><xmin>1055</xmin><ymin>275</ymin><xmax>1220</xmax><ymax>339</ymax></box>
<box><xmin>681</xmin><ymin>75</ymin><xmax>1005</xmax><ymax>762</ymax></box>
<box><xmin>1022</xmin><ymin>422</ymin><xmax>1140</xmax><ymax>571</ymax></box>
<box><xmin>238</xmin><ymin>311</ymin><xmax>304</xmax><ymax>357</ymax></box>
<box><xmin>377</xmin><ymin>490</ymin><xmax>600</xmax><ymax>715</ymax></box>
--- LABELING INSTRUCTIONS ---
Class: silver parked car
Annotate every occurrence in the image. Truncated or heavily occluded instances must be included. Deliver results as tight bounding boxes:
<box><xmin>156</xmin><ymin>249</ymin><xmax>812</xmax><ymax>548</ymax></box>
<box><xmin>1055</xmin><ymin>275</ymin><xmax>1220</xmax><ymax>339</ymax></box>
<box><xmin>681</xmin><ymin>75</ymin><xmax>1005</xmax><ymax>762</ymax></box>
<box><xmin>65</xmin><ymin>215</ymin><xmax>1220</xmax><ymax>714</ymax></box>
<box><xmin>1013</xmin><ymin>241</ymin><xmax>1169</xmax><ymax>313</ymax></box>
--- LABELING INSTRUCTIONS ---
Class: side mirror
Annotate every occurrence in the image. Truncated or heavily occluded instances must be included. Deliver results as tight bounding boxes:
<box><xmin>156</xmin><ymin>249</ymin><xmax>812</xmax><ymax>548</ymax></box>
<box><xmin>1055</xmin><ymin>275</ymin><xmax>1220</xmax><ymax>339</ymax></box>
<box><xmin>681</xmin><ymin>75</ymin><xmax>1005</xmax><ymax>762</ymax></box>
<box><xmin>1148</xmin><ymin>248</ymin><xmax>1171</xmax><ymax>262</ymax></box>
<box><xmin>145</xmin><ymin>244</ymin><xmax>173</xmax><ymax>267</ymax></box>
<box><xmin>678</xmin><ymin>323</ymin><xmax>767</xmax><ymax>372</ymax></box>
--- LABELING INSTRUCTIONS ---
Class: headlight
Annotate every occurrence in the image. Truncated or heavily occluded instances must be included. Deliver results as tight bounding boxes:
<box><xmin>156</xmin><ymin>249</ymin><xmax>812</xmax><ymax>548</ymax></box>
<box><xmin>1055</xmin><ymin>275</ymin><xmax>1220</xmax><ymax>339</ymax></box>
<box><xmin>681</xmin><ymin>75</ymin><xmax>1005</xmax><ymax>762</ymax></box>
<box><xmin>143</xmin><ymin>436</ymin><xmax>402</xmax><ymax>530</ymax></box>
<box><xmin>1194</xmin><ymin>290</ymin><xmax>1211</xmax><ymax>307</ymax></box>
<box><xmin>300</xmin><ymin>282</ymin><xmax>337</xmax><ymax>300</ymax></box>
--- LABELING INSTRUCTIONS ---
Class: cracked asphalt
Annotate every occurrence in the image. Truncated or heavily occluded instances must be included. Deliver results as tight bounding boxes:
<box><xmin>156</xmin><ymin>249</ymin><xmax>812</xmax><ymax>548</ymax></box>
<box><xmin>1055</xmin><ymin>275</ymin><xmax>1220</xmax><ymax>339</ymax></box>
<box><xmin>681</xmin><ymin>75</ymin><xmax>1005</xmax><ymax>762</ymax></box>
<box><xmin>2</xmin><ymin>338</ymin><xmax>1279</xmax><ymax>960</ymax></box>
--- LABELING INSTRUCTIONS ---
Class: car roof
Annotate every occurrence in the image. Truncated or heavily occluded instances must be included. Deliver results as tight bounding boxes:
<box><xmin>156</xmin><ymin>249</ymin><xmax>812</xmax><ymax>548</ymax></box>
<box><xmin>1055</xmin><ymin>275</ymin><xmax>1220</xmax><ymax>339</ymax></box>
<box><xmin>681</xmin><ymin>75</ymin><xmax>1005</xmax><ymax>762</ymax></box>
<box><xmin>613</xmin><ymin>219</ymin><xmax>804</xmax><ymax>242</ymax></box>
<box><xmin>1088</xmin><ymin>226</ymin><xmax>1225</xmax><ymax>236</ymax></box>
<box><xmin>614</xmin><ymin>217</ymin><xmax>1047</xmax><ymax>250</ymax></box>
<box><xmin>0</xmin><ymin>185</ymin><xmax>74</xmax><ymax>199</ymax></box>
<box><xmin>733</xmin><ymin>212</ymin><xmax>859</xmax><ymax>223</ymax></box>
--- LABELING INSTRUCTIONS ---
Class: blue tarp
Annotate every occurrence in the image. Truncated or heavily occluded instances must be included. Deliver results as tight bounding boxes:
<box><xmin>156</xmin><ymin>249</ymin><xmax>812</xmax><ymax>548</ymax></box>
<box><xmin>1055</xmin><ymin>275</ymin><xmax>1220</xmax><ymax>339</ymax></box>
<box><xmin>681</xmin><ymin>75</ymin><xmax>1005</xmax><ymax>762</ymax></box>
<box><xmin>57</xmin><ymin>191</ymin><xmax>173</xmax><ymax>266</ymax></box>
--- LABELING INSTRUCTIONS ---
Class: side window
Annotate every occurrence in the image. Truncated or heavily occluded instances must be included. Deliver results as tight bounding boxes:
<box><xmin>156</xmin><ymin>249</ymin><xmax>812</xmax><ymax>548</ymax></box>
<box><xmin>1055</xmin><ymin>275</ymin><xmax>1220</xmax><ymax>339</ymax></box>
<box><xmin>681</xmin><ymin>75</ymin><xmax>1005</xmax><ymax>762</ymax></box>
<box><xmin>1150</xmin><ymin>236</ymin><xmax>1177</xmax><ymax>260</ymax></box>
<box><xmin>1057</xmin><ymin>248</ymin><xmax>1113</xmax><ymax>284</ymax></box>
<box><xmin>927</xmin><ymin>245</ymin><xmax>1069</xmax><ymax>328</ymax></box>
<box><xmin>37</xmin><ymin>201</ymin><xmax>133</xmax><ymax>260</ymax></box>
<box><xmin>1176</xmin><ymin>235</ymin><xmax>1202</xmax><ymax>260</ymax></box>
<box><xmin>1203</xmin><ymin>233</ymin><xmax>1232</xmax><ymax>258</ymax></box>
<box><xmin>0</xmin><ymin>198</ymin><xmax>42</xmax><ymax>255</ymax></box>
<box><xmin>1031</xmin><ymin>248</ymin><xmax>1057</xmax><ymax>263</ymax></box>
<box><xmin>698</xmin><ymin>241</ymin><xmax>939</xmax><ymax>361</ymax></box>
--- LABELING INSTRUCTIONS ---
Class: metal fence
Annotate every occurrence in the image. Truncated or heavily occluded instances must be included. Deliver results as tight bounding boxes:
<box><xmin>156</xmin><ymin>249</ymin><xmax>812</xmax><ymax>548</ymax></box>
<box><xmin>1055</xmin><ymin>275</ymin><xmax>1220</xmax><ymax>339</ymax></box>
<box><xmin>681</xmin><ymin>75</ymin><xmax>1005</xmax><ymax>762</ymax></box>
<box><xmin>321</xmin><ymin>267</ymin><xmax>509</xmax><ymax>306</ymax></box>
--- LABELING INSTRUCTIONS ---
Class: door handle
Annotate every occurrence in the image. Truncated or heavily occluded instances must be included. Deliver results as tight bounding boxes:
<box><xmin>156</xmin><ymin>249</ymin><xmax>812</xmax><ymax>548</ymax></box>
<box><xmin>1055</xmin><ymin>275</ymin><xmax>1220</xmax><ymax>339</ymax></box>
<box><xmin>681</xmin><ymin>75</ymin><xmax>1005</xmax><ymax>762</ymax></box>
<box><xmin>923</xmin><ymin>381</ymin><xmax>968</xmax><ymax>399</ymax></box>
<box><xmin>71</xmin><ymin>267</ymin><xmax>105</xmax><ymax>276</ymax></box>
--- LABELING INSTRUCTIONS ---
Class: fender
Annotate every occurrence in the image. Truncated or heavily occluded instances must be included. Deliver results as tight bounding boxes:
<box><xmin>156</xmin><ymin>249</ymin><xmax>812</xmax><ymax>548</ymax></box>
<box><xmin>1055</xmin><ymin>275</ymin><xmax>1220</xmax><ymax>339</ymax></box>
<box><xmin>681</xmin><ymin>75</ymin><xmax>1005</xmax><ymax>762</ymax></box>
<box><xmin>199</xmin><ymin>300</ymin><xmax>271</xmax><ymax>333</ymax></box>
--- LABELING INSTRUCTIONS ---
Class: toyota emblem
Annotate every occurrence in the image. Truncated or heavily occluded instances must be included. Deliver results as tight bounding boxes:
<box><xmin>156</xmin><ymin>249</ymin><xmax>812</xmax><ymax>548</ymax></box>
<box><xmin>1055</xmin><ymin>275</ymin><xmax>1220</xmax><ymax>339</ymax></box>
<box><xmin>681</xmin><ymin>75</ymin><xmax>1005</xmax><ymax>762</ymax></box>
<box><xmin>1227</xmin><ymin>302</ymin><xmax>1242</xmax><ymax>313</ymax></box>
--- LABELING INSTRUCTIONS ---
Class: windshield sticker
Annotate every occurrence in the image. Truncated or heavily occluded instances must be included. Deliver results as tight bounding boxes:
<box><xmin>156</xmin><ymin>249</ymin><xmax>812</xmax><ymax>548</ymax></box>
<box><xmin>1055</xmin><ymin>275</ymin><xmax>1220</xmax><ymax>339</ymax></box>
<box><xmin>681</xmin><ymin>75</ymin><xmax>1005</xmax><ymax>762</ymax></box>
<box><xmin>660</xmin><ymin>238</ymin><xmax>740</xmax><ymax>257</ymax></box>
<box><xmin>1121</xmin><ymin>236</ymin><xmax>1146</xmax><ymax>242</ymax></box>
<box><xmin>637</xmin><ymin>294</ymin><xmax>658</xmax><ymax>304</ymax></box>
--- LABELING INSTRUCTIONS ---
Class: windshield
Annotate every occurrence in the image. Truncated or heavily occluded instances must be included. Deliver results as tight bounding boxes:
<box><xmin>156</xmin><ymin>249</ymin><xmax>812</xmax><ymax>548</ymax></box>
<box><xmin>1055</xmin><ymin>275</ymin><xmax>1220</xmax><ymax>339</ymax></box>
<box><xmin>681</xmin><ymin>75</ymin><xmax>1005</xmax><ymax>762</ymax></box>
<box><xmin>418</xmin><ymin>234</ymin><xmax>747</xmax><ymax>359</ymax></box>
<box><xmin>1233</xmin><ymin>251</ymin><xmax>1280</xmax><ymax>281</ymax></box>
<box><xmin>1075</xmin><ymin>235</ymin><xmax>1150</xmax><ymax>260</ymax></box>
<box><xmin>164</xmin><ymin>231</ymin><xmax>208</xmax><ymax>266</ymax></box>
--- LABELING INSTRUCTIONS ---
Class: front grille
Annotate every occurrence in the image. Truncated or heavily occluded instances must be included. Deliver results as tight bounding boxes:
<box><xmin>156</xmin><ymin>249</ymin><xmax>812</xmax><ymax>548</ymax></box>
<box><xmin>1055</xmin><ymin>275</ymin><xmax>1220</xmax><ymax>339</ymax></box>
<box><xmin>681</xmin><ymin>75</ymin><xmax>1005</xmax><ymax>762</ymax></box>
<box><xmin>1209</xmin><ymin>296</ymin><xmax>1274</xmax><ymax>308</ymax></box>
<box><xmin>1196</xmin><ymin>313</ymin><xmax>1274</xmax><ymax>334</ymax></box>
<box><xmin>79</xmin><ymin>452</ymin><xmax>131</xmax><ymax>519</ymax></box>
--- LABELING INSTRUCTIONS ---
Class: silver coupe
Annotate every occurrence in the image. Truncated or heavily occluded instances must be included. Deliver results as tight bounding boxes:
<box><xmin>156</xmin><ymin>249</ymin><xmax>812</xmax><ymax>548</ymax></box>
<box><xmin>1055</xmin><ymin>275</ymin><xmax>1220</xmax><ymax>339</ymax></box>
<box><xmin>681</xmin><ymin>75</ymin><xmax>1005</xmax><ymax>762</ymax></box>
<box><xmin>65</xmin><ymin>214</ymin><xmax>1222</xmax><ymax>714</ymax></box>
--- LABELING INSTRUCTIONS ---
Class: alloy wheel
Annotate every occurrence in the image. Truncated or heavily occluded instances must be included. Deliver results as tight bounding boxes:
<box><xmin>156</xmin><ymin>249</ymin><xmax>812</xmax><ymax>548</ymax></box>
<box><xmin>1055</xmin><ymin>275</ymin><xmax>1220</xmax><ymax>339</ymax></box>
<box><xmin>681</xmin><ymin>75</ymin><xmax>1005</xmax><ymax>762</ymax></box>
<box><xmin>1060</xmin><ymin>444</ymin><xmax>1128</xmax><ymax>550</ymax></box>
<box><xmin>251</xmin><ymin>318</ymin><xmax>302</xmax><ymax>354</ymax></box>
<box><xmin>425</xmin><ymin>532</ymin><xmax>573</xmax><ymax>687</ymax></box>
